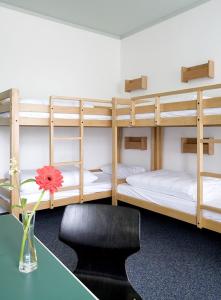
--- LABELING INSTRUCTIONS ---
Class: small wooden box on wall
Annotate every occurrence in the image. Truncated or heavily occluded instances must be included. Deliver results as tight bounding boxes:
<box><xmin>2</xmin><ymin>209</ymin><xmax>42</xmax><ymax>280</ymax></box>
<box><xmin>125</xmin><ymin>76</ymin><xmax>147</xmax><ymax>92</ymax></box>
<box><xmin>125</xmin><ymin>137</ymin><xmax>147</xmax><ymax>150</ymax></box>
<box><xmin>181</xmin><ymin>60</ymin><xmax>214</xmax><ymax>83</ymax></box>
<box><xmin>181</xmin><ymin>138</ymin><xmax>214</xmax><ymax>155</ymax></box>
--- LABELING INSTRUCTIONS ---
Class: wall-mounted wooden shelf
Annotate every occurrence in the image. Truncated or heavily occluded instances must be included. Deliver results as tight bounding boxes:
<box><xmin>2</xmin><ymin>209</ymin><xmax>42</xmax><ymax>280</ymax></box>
<box><xmin>181</xmin><ymin>60</ymin><xmax>214</xmax><ymax>83</ymax></box>
<box><xmin>181</xmin><ymin>137</ymin><xmax>214</xmax><ymax>155</ymax></box>
<box><xmin>125</xmin><ymin>137</ymin><xmax>147</xmax><ymax>150</ymax></box>
<box><xmin>125</xmin><ymin>76</ymin><xmax>147</xmax><ymax>92</ymax></box>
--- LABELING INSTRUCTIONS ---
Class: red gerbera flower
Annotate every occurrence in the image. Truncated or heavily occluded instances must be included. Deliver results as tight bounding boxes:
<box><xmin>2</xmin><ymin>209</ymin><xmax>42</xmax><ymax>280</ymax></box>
<box><xmin>35</xmin><ymin>166</ymin><xmax>63</xmax><ymax>194</ymax></box>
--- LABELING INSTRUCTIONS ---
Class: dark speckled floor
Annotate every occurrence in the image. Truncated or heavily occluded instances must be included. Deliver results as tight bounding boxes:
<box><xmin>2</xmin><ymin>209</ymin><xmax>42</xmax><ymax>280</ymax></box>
<box><xmin>35</xmin><ymin>200</ymin><xmax>221</xmax><ymax>300</ymax></box>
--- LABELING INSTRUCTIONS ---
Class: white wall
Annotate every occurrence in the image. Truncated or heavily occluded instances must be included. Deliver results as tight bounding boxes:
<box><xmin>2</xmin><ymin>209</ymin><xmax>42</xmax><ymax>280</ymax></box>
<box><xmin>0</xmin><ymin>6</ymin><xmax>120</xmax><ymax>177</ymax></box>
<box><xmin>121</xmin><ymin>0</ymin><xmax>221</xmax><ymax>174</ymax></box>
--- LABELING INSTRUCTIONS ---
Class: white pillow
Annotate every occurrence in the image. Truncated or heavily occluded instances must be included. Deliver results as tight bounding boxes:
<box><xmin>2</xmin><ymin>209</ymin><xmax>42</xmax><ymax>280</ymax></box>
<box><xmin>19</xmin><ymin>167</ymin><xmax>98</xmax><ymax>194</ymax></box>
<box><xmin>101</xmin><ymin>163</ymin><xmax>146</xmax><ymax>179</ymax></box>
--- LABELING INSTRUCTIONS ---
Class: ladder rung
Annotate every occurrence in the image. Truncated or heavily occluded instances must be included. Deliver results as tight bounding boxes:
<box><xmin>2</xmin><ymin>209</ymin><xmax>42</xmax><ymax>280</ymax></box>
<box><xmin>200</xmin><ymin>204</ymin><xmax>221</xmax><ymax>214</ymax></box>
<box><xmin>53</xmin><ymin>161</ymin><xmax>82</xmax><ymax>167</ymax></box>
<box><xmin>58</xmin><ymin>185</ymin><xmax>81</xmax><ymax>192</ymax></box>
<box><xmin>54</xmin><ymin>137</ymin><xmax>82</xmax><ymax>141</ymax></box>
<box><xmin>200</xmin><ymin>139</ymin><xmax>221</xmax><ymax>144</ymax></box>
<box><xmin>200</xmin><ymin>172</ymin><xmax>221</xmax><ymax>179</ymax></box>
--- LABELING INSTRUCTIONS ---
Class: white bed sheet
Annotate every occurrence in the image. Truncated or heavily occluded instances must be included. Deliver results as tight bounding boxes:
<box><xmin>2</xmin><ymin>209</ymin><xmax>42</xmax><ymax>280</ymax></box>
<box><xmin>0</xmin><ymin>172</ymin><xmax>111</xmax><ymax>207</ymax></box>
<box><xmin>117</xmin><ymin>107</ymin><xmax>221</xmax><ymax>120</ymax></box>
<box><xmin>117</xmin><ymin>184</ymin><xmax>221</xmax><ymax>223</ymax></box>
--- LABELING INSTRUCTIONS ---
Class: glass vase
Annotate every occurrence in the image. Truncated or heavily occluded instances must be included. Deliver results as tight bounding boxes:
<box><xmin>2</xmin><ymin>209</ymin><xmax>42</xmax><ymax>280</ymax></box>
<box><xmin>19</xmin><ymin>211</ymin><xmax>38</xmax><ymax>273</ymax></box>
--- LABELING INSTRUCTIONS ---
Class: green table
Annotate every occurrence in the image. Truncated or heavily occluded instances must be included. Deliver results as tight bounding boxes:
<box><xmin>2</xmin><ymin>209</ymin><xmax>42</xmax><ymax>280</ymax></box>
<box><xmin>0</xmin><ymin>215</ymin><xmax>97</xmax><ymax>300</ymax></box>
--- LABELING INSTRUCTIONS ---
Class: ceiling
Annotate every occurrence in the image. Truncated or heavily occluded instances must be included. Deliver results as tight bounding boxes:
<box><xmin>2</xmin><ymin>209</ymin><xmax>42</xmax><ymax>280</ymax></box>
<box><xmin>0</xmin><ymin>0</ymin><xmax>210</xmax><ymax>38</ymax></box>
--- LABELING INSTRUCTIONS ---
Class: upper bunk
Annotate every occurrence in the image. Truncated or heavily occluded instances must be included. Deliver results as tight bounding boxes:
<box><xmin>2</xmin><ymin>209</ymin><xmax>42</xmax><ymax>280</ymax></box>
<box><xmin>0</xmin><ymin>89</ymin><xmax>112</xmax><ymax>127</ymax></box>
<box><xmin>113</xmin><ymin>83</ymin><xmax>221</xmax><ymax>127</ymax></box>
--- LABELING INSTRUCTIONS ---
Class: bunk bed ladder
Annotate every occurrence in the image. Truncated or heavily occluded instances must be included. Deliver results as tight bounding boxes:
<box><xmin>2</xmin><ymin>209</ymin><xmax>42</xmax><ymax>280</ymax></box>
<box><xmin>49</xmin><ymin>97</ymin><xmax>84</xmax><ymax>209</ymax></box>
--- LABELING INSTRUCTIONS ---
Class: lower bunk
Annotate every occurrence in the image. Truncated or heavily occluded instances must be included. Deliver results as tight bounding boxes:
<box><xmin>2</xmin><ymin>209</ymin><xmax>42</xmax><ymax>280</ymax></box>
<box><xmin>115</xmin><ymin>170</ymin><xmax>221</xmax><ymax>234</ymax></box>
<box><xmin>0</xmin><ymin>171</ymin><xmax>112</xmax><ymax>213</ymax></box>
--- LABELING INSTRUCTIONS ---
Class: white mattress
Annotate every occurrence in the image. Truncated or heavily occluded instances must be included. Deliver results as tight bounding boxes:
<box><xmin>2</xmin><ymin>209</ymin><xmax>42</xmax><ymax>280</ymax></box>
<box><xmin>0</xmin><ymin>172</ymin><xmax>111</xmax><ymax>208</ymax></box>
<box><xmin>0</xmin><ymin>98</ymin><xmax>111</xmax><ymax>120</ymax></box>
<box><xmin>117</xmin><ymin>184</ymin><xmax>221</xmax><ymax>223</ymax></box>
<box><xmin>117</xmin><ymin>107</ymin><xmax>221</xmax><ymax>120</ymax></box>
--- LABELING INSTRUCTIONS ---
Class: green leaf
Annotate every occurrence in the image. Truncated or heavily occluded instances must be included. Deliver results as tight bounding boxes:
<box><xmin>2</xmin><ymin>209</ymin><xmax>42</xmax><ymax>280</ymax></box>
<box><xmin>20</xmin><ymin>178</ymin><xmax>36</xmax><ymax>186</ymax></box>
<box><xmin>21</xmin><ymin>198</ymin><xmax>27</xmax><ymax>209</ymax></box>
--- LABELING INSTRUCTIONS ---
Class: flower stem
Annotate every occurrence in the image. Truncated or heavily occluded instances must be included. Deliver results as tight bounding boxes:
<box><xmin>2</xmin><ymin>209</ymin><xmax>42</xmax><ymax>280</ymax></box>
<box><xmin>19</xmin><ymin>190</ymin><xmax>45</xmax><ymax>264</ymax></box>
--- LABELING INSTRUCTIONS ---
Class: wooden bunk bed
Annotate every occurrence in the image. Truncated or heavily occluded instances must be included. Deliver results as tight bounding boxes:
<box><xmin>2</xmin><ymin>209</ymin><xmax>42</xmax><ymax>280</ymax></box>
<box><xmin>0</xmin><ymin>88</ymin><xmax>112</xmax><ymax>216</ymax></box>
<box><xmin>112</xmin><ymin>83</ymin><xmax>221</xmax><ymax>234</ymax></box>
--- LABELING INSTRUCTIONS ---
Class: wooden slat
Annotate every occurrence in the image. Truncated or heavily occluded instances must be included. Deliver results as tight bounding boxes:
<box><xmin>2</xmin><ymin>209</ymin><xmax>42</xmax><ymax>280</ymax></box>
<box><xmin>117</xmin><ymin>193</ymin><xmax>196</xmax><ymax>225</ymax></box>
<box><xmin>204</xmin><ymin>115</ymin><xmax>221</xmax><ymax>125</ymax></box>
<box><xmin>134</xmin><ymin>119</ymin><xmax>155</xmax><ymax>127</ymax></box>
<box><xmin>116</xmin><ymin>120</ymin><xmax>131</xmax><ymax>127</ymax></box>
<box><xmin>23</xmin><ymin>189</ymin><xmax>111</xmax><ymax>211</ymax></box>
<box><xmin>201</xmin><ymin>204</ymin><xmax>221</xmax><ymax>214</ymax></box>
<box><xmin>84</xmin><ymin>107</ymin><xmax>111</xmax><ymax>116</ymax></box>
<box><xmin>135</xmin><ymin>105</ymin><xmax>155</xmax><ymax>114</ymax></box>
<box><xmin>204</xmin><ymin>97</ymin><xmax>221</xmax><ymax>109</ymax></box>
<box><xmin>84</xmin><ymin>191</ymin><xmax>111</xmax><ymax>201</ymax></box>
<box><xmin>160</xmin><ymin>116</ymin><xmax>197</xmax><ymax>126</ymax></box>
<box><xmin>83</xmin><ymin>120</ymin><xmax>111</xmax><ymax>127</ymax></box>
<box><xmin>50</xmin><ymin>95</ymin><xmax>111</xmax><ymax>103</ymax></box>
<box><xmin>53</xmin><ymin>161</ymin><xmax>82</xmax><ymax>167</ymax></box>
<box><xmin>202</xmin><ymin>218</ymin><xmax>221</xmax><ymax>234</ymax></box>
<box><xmin>54</xmin><ymin>136</ymin><xmax>82</xmax><ymax>141</ymax></box>
<box><xmin>58</xmin><ymin>185</ymin><xmax>80</xmax><ymax>192</ymax></box>
<box><xmin>53</xmin><ymin>106</ymin><xmax>79</xmax><ymax>114</ymax></box>
<box><xmin>201</xmin><ymin>138</ymin><xmax>221</xmax><ymax>144</ymax></box>
<box><xmin>116</xmin><ymin>98</ymin><xmax>131</xmax><ymax>105</ymax></box>
<box><xmin>116</xmin><ymin>107</ymin><xmax>130</xmax><ymax>116</ymax></box>
<box><xmin>132</xmin><ymin>83</ymin><xmax>221</xmax><ymax>101</ymax></box>
<box><xmin>161</xmin><ymin>100</ymin><xmax>196</xmax><ymax>112</ymax></box>
<box><xmin>200</xmin><ymin>172</ymin><xmax>221</xmax><ymax>179</ymax></box>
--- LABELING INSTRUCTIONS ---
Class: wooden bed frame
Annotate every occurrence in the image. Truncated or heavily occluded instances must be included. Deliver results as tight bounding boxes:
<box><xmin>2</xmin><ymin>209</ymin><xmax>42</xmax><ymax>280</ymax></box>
<box><xmin>112</xmin><ymin>83</ymin><xmax>221</xmax><ymax>234</ymax></box>
<box><xmin>0</xmin><ymin>89</ymin><xmax>112</xmax><ymax>217</ymax></box>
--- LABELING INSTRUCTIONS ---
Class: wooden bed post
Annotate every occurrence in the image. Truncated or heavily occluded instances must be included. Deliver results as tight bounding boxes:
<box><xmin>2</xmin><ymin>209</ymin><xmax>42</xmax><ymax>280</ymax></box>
<box><xmin>10</xmin><ymin>89</ymin><xmax>20</xmax><ymax>218</ymax></box>
<box><xmin>196</xmin><ymin>90</ymin><xmax>204</xmax><ymax>228</ymax></box>
<box><xmin>112</xmin><ymin>98</ymin><xmax>118</xmax><ymax>206</ymax></box>
<box><xmin>151</xmin><ymin>127</ymin><xmax>163</xmax><ymax>170</ymax></box>
<box><xmin>117</xmin><ymin>127</ymin><xmax>122</xmax><ymax>163</ymax></box>
<box><xmin>80</xmin><ymin>100</ymin><xmax>84</xmax><ymax>203</ymax></box>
